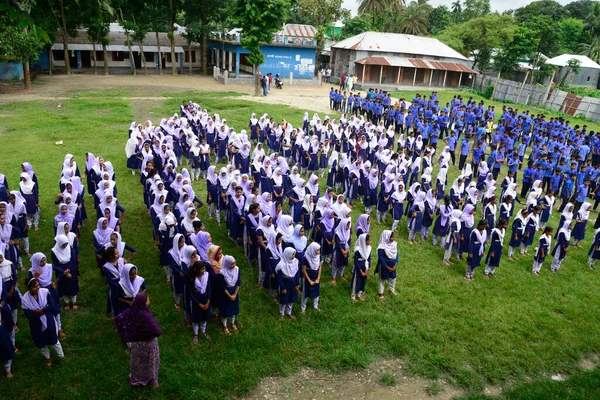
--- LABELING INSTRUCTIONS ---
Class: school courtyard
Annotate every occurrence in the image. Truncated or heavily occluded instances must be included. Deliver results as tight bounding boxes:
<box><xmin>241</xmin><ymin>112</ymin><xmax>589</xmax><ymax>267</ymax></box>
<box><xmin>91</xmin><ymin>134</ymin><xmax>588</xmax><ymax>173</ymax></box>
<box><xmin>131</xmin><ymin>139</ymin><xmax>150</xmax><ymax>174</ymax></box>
<box><xmin>1</xmin><ymin>75</ymin><xmax>600</xmax><ymax>399</ymax></box>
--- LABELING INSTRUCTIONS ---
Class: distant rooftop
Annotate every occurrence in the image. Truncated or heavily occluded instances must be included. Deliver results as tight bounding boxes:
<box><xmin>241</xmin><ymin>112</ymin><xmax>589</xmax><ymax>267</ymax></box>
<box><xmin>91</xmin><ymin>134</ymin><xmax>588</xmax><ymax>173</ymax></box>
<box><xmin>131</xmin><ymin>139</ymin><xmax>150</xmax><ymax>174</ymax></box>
<box><xmin>546</xmin><ymin>54</ymin><xmax>600</xmax><ymax>70</ymax></box>
<box><xmin>332</xmin><ymin>31</ymin><xmax>468</xmax><ymax>61</ymax></box>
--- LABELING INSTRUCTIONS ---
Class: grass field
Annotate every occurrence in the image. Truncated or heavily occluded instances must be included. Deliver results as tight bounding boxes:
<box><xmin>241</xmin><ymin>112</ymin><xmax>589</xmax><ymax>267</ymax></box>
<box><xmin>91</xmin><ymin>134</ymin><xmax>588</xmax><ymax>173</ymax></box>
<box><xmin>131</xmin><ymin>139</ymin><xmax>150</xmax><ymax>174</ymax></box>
<box><xmin>0</xmin><ymin>89</ymin><xmax>599</xmax><ymax>399</ymax></box>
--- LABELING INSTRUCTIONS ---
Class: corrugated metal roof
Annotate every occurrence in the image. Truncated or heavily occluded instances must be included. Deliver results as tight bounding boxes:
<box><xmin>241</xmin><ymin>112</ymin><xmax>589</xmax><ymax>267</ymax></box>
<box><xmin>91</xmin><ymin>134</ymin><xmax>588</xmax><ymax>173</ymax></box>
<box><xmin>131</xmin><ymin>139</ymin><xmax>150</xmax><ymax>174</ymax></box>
<box><xmin>51</xmin><ymin>43</ymin><xmax>184</xmax><ymax>53</ymax></box>
<box><xmin>354</xmin><ymin>56</ymin><xmax>477</xmax><ymax>74</ymax></box>
<box><xmin>333</xmin><ymin>31</ymin><xmax>468</xmax><ymax>61</ymax></box>
<box><xmin>546</xmin><ymin>54</ymin><xmax>600</xmax><ymax>70</ymax></box>
<box><xmin>276</xmin><ymin>24</ymin><xmax>317</xmax><ymax>39</ymax></box>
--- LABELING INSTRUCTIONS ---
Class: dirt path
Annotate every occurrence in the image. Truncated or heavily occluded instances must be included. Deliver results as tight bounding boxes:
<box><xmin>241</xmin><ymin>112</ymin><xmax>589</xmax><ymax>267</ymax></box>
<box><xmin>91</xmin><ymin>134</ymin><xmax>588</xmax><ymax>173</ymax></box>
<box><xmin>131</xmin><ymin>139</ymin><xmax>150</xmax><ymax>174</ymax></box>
<box><xmin>0</xmin><ymin>75</ymin><xmax>333</xmax><ymax>114</ymax></box>
<box><xmin>243</xmin><ymin>359</ymin><xmax>467</xmax><ymax>400</ymax></box>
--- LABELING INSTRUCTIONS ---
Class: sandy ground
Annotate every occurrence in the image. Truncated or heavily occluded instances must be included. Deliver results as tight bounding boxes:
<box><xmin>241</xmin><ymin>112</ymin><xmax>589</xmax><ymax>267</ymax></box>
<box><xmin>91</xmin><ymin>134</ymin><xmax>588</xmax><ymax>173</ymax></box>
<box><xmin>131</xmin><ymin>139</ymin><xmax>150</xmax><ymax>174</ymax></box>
<box><xmin>0</xmin><ymin>74</ymin><xmax>335</xmax><ymax>115</ymax></box>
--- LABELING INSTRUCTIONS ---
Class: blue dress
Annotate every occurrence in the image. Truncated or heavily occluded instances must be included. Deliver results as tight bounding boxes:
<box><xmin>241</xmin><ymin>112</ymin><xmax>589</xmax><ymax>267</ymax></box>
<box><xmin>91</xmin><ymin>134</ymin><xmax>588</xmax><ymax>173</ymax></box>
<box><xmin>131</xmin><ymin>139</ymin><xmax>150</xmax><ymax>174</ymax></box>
<box><xmin>219</xmin><ymin>274</ymin><xmax>240</xmax><ymax>317</ymax></box>
<box><xmin>534</xmin><ymin>236</ymin><xmax>551</xmax><ymax>263</ymax></box>
<box><xmin>277</xmin><ymin>269</ymin><xmax>299</xmax><ymax>305</ymax></box>
<box><xmin>572</xmin><ymin>211</ymin><xmax>588</xmax><ymax>241</ymax></box>
<box><xmin>588</xmin><ymin>231</ymin><xmax>600</xmax><ymax>260</ymax></box>
<box><xmin>467</xmin><ymin>230</ymin><xmax>485</xmax><ymax>267</ymax></box>
<box><xmin>508</xmin><ymin>218</ymin><xmax>524</xmax><ymax>248</ymax></box>
<box><xmin>51</xmin><ymin>249</ymin><xmax>79</xmax><ymax>297</ymax></box>
<box><xmin>351</xmin><ymin>251</ymin><xmax>370</xmax><ymax>293</ymax></box>
<box><xmin>375</xmin><ymin>248</ymin><xmax>397</xmax><ymax>280</ymax></box>
<box><xmin>23</xmin><ymin>290</ymin><xmax>60</xmax><ymax>349</ymax></box>
<box><xmin>301</xmin><ymin>259</ymin><xmax>320</xmax><ymax>300</ymax></box>
<box><xmin>485</xmin><ymin>229</ymin><xmax>503</xmax><ymax>267</ymax></box>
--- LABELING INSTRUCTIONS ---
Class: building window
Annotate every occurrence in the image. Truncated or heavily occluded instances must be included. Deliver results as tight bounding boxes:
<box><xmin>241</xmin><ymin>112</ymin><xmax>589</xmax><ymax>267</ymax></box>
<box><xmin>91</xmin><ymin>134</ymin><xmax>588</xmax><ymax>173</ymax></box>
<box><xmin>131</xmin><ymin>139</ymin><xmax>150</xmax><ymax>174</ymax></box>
<box><xmin>112</xmin><ymin>51</ymin><xmax>128</xmax><ymax>61</ymax></box>
<box><xmin>144</xmin><ymin>52</ymin><xmax>155</xmax><ymax>62</ymax></box>
<box><xmin>95</xmin><ymin>51</ymin><xmax>104</xmax><ymax>61</ymax></box>
<box><xmin>53</xmin><ymin>50</ymin><xmax>65</xmax><ymax>61</ymax></box>
<box><xmin>166</xmin><ymin>53</ymin><xmax>179</xmax><ymax>63</ymax></box>
<box><xmin>184</xmin><ymin>51</ymin><xmax>196</xmax><ymax>63</ymax></box>
<box><xmin>587</xmin><ymin>76</ymin><xmax>591</xmax><ymax>82</ymax></box>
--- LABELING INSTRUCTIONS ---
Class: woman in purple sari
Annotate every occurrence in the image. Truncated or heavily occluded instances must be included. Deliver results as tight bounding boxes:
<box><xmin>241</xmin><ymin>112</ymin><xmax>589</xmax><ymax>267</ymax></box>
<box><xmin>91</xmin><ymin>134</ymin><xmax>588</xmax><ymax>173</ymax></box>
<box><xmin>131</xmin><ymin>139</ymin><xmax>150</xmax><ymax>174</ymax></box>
<box><xmin>115</xmin><ymin>293</ymin><xmax>162</xmax><ymax>388</ymax></box>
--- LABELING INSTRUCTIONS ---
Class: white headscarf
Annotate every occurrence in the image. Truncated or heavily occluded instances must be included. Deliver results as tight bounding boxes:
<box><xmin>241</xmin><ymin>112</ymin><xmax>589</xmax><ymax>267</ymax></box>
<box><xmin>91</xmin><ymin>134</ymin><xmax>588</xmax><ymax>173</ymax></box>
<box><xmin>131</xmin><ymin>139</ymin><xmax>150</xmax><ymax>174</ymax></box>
<box><xmin>220</xmin><ymin>255</ymin><xmax>239</xmax><ymax>287</ymax></box>
<box><xmin>377</xmin><ymin>230</ymin><xmax>397</xmax><ymax>259</ymax></box>
<box><xmin>275</xmin><ymin>247</ymin><xmax>299</xmax><ymax>277</ymax></box>
<box><xmin>304</xmin><ymin>242</ymin><xmax>321</xmax><ymax>270</ymax></box>
<box><xmin>119</xmin><ymin>264</ymin><xmax>145</xmax><ymax>298</ymax></box>
<box><xmin>354</xmin><ymin>233</ymin><xmax>371</xmax><ymax>264</ymax></box>
<box><xmin>51</xmin><ymin>235</ymin><xmax>71</xmax><ymax>264</ymax></box>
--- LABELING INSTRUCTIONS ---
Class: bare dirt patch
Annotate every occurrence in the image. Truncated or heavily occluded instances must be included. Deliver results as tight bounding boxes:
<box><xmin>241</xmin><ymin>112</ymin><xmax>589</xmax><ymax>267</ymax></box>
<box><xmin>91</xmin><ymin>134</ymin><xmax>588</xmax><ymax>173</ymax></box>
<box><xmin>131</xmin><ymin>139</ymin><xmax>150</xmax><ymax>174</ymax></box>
<box><xmin>243</xmin><ymin>359</ymin><xmax>464</xmax><ymax>400</ymax></box>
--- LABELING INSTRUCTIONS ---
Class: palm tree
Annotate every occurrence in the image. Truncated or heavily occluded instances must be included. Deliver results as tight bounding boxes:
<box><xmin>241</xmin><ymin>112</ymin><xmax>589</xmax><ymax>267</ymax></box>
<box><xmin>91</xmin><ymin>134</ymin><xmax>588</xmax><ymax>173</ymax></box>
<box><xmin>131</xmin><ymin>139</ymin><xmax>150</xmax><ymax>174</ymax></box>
<box><xmin>451</xmin><ymin>0</ymin><xmax>462</xmax><ymax>24</ymax></box>
<box><xmin>578</xmin><ymin>38</ymin><xmax>600</xmax><ymax>63</ymax></box>
<box><xmin>357</xmin><ymin>0</ymin><xmax>405</xmax><ymax>15</ymax></box>
<box><xmin>585</xmin><ymin>2</ymin><xmax>600</xmax><ymax>37</ymax></box>
<box><xmin>398</xmin><ymin>0</ymin><xmax>430</xmax><ymax>36</ymax></box>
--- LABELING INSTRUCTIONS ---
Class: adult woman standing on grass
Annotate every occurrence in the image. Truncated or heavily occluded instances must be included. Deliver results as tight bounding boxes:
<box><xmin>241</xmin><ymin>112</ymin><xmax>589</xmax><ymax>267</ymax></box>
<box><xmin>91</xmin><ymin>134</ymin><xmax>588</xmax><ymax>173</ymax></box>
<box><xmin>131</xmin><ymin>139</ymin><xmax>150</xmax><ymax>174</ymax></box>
<box><xmin>115</xmin><ymin>293</ymin><xmax>162</xmax><ymax>388</ymax></box>
<box><xmin>375</xmin><ymin>230</ymin><xmax>398</xmax><ymax>301</ymax></box>
<box><xmin>21</xmin><ymin>278</ymin><xmax>64</xmax><ymax>368</ymax></box>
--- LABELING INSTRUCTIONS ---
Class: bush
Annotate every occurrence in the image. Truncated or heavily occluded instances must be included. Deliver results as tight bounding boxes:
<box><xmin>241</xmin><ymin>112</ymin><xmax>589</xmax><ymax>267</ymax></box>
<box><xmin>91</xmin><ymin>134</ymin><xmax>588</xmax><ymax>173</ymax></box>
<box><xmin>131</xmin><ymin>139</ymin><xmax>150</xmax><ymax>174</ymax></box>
<box><xmin>483</xmin><ymin>84</ymin><xmax>494</xmax><ymax>99</ymax></box>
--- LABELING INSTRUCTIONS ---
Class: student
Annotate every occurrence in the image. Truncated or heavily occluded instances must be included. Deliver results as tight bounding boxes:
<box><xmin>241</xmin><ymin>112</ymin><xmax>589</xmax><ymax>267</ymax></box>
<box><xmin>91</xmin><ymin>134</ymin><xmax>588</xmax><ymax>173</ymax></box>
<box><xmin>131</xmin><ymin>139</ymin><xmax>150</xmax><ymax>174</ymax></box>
<box><xmin>443</xmin><ymin>210</ymin><xmax>462</xmax><ymax>266</ymax></box>
<box><xmin>301</xmin><ymin>242</ymin><xmax>322</xmax><ymax>313</ymax></box>
<box><xmin>521</xmin><ymin>205</ymin><xmax>541</xmax><ymax>255</ymax></box>
<box><xmin>375</xmin><ymin>230</ymin><xmax>398</xmax><ymax>301</ymax></box>
<box><xmin>187</xmin><ymin>261</ymin><xmax>211</xmax><ymax>342</ymax></box>
<box><xmin>0</xmin><ymin>249</ymin><xmax>18</xmax><ymax>346</ymax></box>
<box><xmin>21</xmin><ymin>278</ymin><xmax>64</xmax><ymax>368</ymax></box>
<box><xmin>532</xmin><ymin>226</ymin><xmax>553</xmax><ymax>275</ymax></box>
<box><xmin>538</xmin><ymin>190</ymin><xmax>555</xmax><ymax>229</ymax></box>
<box><xmin>459</xmin><ymin>204</ymin><xmax>476</xmax><ymax>259</ymax></box>
<box><xmin>587</xmin><ymin>226</ymin><xmax>600</xmax><ymax>269</ymax></box>
<box><xmin>432</xmin><ymin>195</ymin><xmax>452</xmax><ymax>247</ymax></box>
<box><xmin>264</xmin><ymin>232</ymin><xmax>283</xmax><ymax>299</ymax></box>
<box><xmin>350</xmin><ymin>233</ymin><xmax>371</xmax><ymax>301</ymax></box>
<box><xmin>508</xmin><ymin>209</ymin><xmax>528</xmax><ymax>260</ymax></box>
<box><xmin>466</xmin><ymin>219</ymin><xmax>488</xmax><ymax>280</ymax></box>
<box><xmin>116</xmin><ymin>264</ymin><xmax>146</xmax><ymax>316</ymax></box>
<box><xmin>276</xmin><ymin>247</ymin><xmax>300</xmax><ymax>320</ymax></box>
<box><xmin>50</xmin><ymin>235</ymin><xmax>79</xmax><ymax>311</ymax></box>
<box><xmin>219</xmin><ymin>256</ymin><xmax>240</xmax><ymax>334</ymax></box>
<box><xmin>551</xmin><ymin>222</ymin><xmax>572</xmax><ymax>272</ymax></box>
<box><xmin>332</xmin><ymin>217</ymin><xmax>351</xmax><ymax>284</ymax></box>
<box><xmin>390</xmin><ymin>183</ymin><xmax>406</xmax><ymax>232</ymax></box>
<box><xmin>28</xmin><ymin>253</ymin><xmax>65</xmax><ymax>340</ymax></box>
<box><xmin>407</xmin><ymin>192</ymin><xmax>425</xmax><ymax>244</ymax></box>
<box><xmin>572</xmin><ymin>202</ymin><xmax>591</xmax><ymax>247</ymax></box>
<box><xmin>484</xmin><ymin>219</ymin><xmax>507</xmax><ymax>278</ymax></box>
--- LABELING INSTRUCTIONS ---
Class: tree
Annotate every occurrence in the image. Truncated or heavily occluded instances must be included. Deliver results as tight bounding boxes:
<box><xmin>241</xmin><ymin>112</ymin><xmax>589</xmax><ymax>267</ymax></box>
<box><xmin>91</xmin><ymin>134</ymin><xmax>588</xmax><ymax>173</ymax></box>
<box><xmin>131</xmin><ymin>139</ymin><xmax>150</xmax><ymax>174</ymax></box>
<box><xmin>578</xmin><ymin>38</ymin><xmax>600</xmax><ymax>63</ymax></box>
<box><xmin>36</xmin><ymin>0</ymin><xmax>81</xmax><ymax>75</ymax></box>
<box><xmin>0</xmin><ymin>18</ymin><xmax>45</xmax><ymax>89</ymax></box>
<box><xmin>462</xmin><ymin>0</ymin><xmax>490</xmax><ymax>21</ymax></box>
<box><xmin>451</xmin><ymin>0</ymin><xmax>462</xmax><ymax>24</ymax></box>
<box><xmin>558</xmin><ymin>18</ymin><xmax>584</xmax><ymax>54</ymax></box>
<box><xmin>438</xmin><ymin>14</ymin><xmax>516</xmax><ymax>71</ymax></box>
<box><xmin>295</xmin><ymin>0</ymin><xmax>350</xmax><ymax>54</ymax></box>
<box><xmin>558</xmin><ymin>58</ymin><xmax>582</xmax><ymax>86</ymax></box>
<box><xmin>339</xmin><ymin>15</ymin><xmax>372</xmax><ymax>39</ymax></box>
<box><xmin>493</xmin><ymin>25</ymin><xmax>537</xmax><ymax>77</ymax></box>
<box><xmin>565</xmin><ymin>0</ymin><xmax>596</xmax><ymax>20</ymax></box>
<box><xmin>428</xmin><ymin>5</ymin><xmax>452</xmax><ymax>35</ymax></box>
<box><xmin>585</xmin><ymin>2</ymin><xmax>600</xmax><ymax>37</ymax></box>
<box><xmin>81</xmin><ymin>0</ymin><xmax>113</xmax><ymax>75</ymax></box>
<box><xmin>144</xmin><ymin>0</ymin><xmax>169</xmax><ymax>76</ymax></box>
<box><xmin>398</xmin><ymin>0</ymin><xmax>431</xmax><ymax>36</ymax></box>
<box><xmin>232</xmin><ymin>0</ymin><xmax>290</xmax><ymax>96</ymax></box>
<box><xmin>522</xmin><ymin>15</ymin><xmax>562</xmax><ymax>57</ymax></box>
<box><xmin>183</xmin><ymin>0</ymin><xmax>223</xmax><ymax>76</ymax></box>
<box><xmin>514</xmin><ymin>0</ymin><xmax>565</xmax><ymax>23</ymax></box>
<box><xmin>167</xmin><ymin>0</ymin><xmax>184</xmax><ymax>75</ymax></box>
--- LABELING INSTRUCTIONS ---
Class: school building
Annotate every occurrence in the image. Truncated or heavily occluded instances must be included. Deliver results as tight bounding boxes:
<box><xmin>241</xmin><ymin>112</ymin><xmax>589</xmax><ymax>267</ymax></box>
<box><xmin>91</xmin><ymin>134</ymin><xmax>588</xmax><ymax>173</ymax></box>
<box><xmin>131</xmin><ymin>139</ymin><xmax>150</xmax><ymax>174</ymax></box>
<box><xmin>546</xmin><ymin>55</ymin><xmax>600</xmax><ymax>88</ymax></box>
<box><xmin>206</xmin><ymin>24</ymin><xmax>318</xmax><ymax>79</ymax></box>
<box><xmin>330</xmin><ymin>31</ymin><xmax>476</xmax><ymax>88</ymax></box>
<box><xmin>33</xmin><ymin>23</ymin><xmax>197</xmax><ymax>74</ymax></box>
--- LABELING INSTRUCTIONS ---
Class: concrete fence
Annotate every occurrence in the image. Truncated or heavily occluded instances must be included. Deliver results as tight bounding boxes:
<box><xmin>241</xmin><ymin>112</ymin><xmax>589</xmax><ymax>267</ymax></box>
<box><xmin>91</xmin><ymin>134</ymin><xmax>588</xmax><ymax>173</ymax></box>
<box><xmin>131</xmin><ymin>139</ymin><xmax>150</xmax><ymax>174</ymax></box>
<box><xmin>474</xmin><ymin>74</ymin><xmax>600</xmax><ymax>122</ymax></box>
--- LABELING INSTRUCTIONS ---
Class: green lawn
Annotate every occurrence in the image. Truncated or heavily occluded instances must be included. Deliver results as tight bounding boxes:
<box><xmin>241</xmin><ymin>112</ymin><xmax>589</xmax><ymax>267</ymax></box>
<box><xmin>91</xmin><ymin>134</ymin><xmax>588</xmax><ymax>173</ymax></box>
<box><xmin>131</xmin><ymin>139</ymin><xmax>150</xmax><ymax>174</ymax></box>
<box><xmin>0</xmin><ymin>90</ymin><xmax>599</xmax><ymax>399</ymax></box>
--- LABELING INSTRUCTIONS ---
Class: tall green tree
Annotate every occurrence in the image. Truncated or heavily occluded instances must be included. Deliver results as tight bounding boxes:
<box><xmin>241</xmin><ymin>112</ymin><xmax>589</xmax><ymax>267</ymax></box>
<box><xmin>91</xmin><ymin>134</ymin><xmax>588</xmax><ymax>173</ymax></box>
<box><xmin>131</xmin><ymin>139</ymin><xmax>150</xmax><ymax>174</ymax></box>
<box><xmin>34</xmin><ymin>0</ymin><xmax>81</xmax><ymax>75</ymax></box>
<box><xmin>398</xmin><ymin>0</ymin><xmax>431</xmax><ymax>36</ymax></box>
<box><xmin>81</xmin><ymin>0</ymin><xmax>113</xmax><ymax>75</ymax></box>
<box><xmin>232</xmin><ymin>0</ymin><xmax>290</xmax><ymax>96</ymax></box>
<box><xmin>451</xmin><ymin>0</ymin><xmax>462</xmax><ymax>24</ymax></box>
<box><xmin>339</xmin><ymin>14</ymin><xmax>372</xmax><ymax>39</ymax></box>
<box><xmin>585</xmin><ymin>2</ymin><xmax>600</xmax><ymax>37</ymax></box>
<box><xmin>461</xmin><ymin>0</ymin><xmax>490</xmax><ymax>20</ymax></box>
<box><xmin>428</xmin><ymin>5</ymin><xmax>452</xmax><ymax>35</ymax></box>
<box><xmin>565</xmin><ymin>0</ymin><xmax>596</xmax><ymax>20</ymax></box>
<box><xmin>514</xmin><ymin>0</ymin><xmax>565</xmax><ymax>23</ymax></box>
<box><xmin>522</xmin><ymin>15</ymin><xmax>562</xmax><ymax>57</ymax></box>
<box><xmin>0</xmin><ymin>16</ymin><xmax>45</xmax><ymax>88</ymax></box>
<box><xmin>558</xmin><ymin>18</ymin><xmax>585</xmax><ymax>54</ymax></box>
<box><xmin>295</xmin><ymin>0</ymin><xmax>350</xmax><ymax>54</ymax></box>
<box><xmin>578</xmin><ymin>37</ymin><xmax>600</xmax><ymax>63</ymax></box>
<box><xmin>183</xmin><ymin>0</ymin><xmax>224</xmax><ymax>76</ymax></box>
<box><xmin>558</xmin><ymin>58</ymin><xmax>582</xmax><ymax>86</ymax></box>
<box><xmin>438</xmin><ymin>14</ymin><xmax>516</xmax><ymax>71</ymax></box>
<box><xmin>493</xmin><ymin>25</ymin><xmax>537</xmax><ymax>77</ymax></box>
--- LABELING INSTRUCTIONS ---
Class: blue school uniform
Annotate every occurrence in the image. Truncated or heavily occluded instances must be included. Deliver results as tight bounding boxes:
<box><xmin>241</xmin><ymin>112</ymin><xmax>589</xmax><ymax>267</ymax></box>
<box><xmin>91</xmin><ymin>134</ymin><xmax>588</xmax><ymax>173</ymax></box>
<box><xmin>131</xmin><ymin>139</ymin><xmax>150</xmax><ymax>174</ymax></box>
<box><xmin>508</xmin><ymin>218</ymin><xmax>524</xmax><ymax>248</ymax></box>
<box><xmin>572</xmin><ymin>211</ymin><xmax>588</xmax><ymax>241</ymax></box>
<box><xmin>219</xmin><ymin>273</ymin><xmax>240</xmax><ymax>318</ymax></box>
<box><xmin>351</xmin><ymin>251</ymin><xmax>370</xmax><ymax>294</ymax></box>
<box><xmin>485</xmin><ymin>229</ymin><xmax>503</xmax><ymax>267</ymax></box>
<box><xmin>534</xmin><ymin>236</ymin><xmax>551</xmax><ymax>263</ymax></box>
<box><xmin>375</xmin><ymin>248</ymin><xmax>398</xmax><ymax>280</ymax></box>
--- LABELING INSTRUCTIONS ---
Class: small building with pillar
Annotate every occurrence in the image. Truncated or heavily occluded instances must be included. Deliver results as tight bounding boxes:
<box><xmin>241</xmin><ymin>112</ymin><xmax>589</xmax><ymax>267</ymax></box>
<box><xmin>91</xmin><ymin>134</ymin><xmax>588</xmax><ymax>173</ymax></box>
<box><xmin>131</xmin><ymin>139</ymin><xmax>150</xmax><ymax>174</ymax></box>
<box><xmin>34</xmin><ymin>23</ymin><xmax>193</xmax><ymax>74</ymax></box>
<box><xmin>331</xmin><ymin>31</ymin><xmax>476</xmax><ymax>88</ymax></box>
<box><xmin>206</xmin><ymin>24</ymin><xmax>318</xmax><ymax>79</ymax></box>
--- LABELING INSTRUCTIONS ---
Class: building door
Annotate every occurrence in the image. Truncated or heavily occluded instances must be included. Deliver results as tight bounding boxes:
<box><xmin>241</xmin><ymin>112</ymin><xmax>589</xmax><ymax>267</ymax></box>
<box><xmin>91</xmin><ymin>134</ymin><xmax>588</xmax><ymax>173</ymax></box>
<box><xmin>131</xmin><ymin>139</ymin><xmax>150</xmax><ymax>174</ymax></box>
<box><xmin>80</xmin><ymin>51</ymin><xmax>91</xmax><ymax>68</ymax></box>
